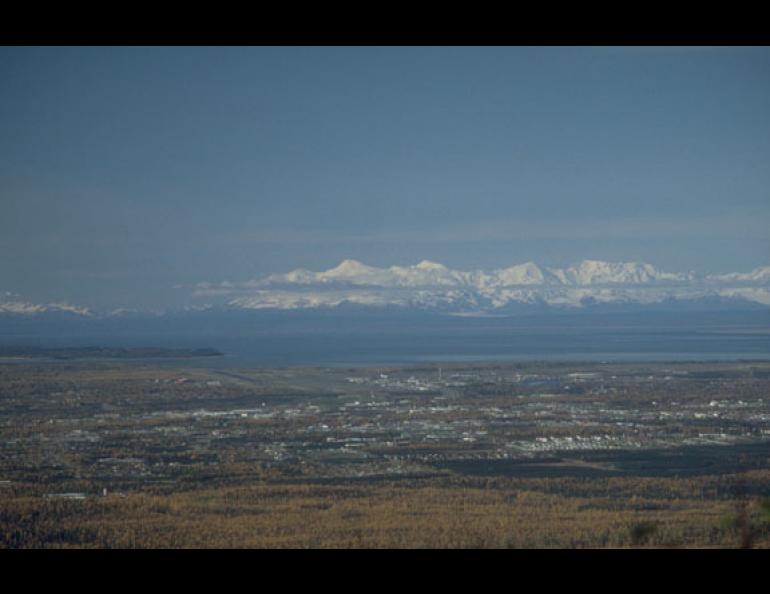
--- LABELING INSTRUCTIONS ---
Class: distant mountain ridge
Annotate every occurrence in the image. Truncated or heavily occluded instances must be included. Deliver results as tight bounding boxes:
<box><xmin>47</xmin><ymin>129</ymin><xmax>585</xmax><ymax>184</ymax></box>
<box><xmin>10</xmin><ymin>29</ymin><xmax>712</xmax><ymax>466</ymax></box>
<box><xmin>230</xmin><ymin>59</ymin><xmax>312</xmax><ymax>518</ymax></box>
<box><xmin>3</xmin><ymin>260</ymin><xmax>770</xmax><ymax>318</ymax></box>
<box><xmin>193</xmin><ymin>259</ymin><xmax>770</xmax><ymax>313</ymax></box>
<box><xmin>254</xmin><ymin>259</ymin><xmax>688</xmax><ymax>288</ymax></box>
<box><xmin>0</xmin><ymin>292</ymin><xmax>92</xmax><ymax>317</ymax></box>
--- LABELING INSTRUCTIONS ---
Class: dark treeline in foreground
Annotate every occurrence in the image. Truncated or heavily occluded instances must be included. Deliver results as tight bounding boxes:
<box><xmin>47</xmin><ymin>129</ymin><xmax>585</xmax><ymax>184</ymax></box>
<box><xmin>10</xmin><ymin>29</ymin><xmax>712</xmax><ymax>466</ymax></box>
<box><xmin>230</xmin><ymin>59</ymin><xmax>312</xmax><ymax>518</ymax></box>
<box><xmin>2</xmin><ymin>473</ymin><xmax>770</xmax><ymax>548</ymax></box>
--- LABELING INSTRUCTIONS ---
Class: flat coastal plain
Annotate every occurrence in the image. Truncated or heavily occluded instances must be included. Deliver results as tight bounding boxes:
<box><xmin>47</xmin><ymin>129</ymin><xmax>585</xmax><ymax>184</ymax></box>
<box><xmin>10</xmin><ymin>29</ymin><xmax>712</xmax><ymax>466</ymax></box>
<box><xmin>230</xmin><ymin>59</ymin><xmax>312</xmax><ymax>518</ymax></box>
<box><xmin>1</xmin><ymin>360</ymin><xmax>769</xmax><ymax>548</ymax></box>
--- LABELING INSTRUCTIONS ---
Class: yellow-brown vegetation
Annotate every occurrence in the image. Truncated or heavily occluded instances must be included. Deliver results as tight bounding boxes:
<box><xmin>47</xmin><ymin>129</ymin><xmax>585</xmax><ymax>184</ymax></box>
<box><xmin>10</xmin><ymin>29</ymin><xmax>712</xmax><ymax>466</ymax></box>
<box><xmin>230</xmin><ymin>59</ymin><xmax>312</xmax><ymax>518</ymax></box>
<box><xmin>2</xmin><ymin>472</ymin><xmax>769</xmax><ymax>548</ymax></box>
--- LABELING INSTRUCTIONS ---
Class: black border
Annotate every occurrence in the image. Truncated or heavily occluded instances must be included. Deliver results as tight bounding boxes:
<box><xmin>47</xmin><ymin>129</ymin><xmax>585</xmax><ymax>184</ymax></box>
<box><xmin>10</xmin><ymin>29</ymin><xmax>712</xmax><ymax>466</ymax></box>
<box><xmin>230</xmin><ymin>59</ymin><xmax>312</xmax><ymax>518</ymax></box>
<box><xmin>2</xmin><ymin>7</ymin><xmax>769</xmax><ymax>46</ymax></box>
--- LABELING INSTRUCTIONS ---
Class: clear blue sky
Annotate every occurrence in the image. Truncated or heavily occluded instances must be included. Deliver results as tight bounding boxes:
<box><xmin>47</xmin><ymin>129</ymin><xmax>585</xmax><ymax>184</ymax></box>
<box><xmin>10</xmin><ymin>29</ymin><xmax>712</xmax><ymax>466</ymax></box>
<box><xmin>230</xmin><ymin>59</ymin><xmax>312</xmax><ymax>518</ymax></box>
<box><xmin>1</xmin><ymin>46</ymin><xmax>769</xmax><ymax>309</ymax></box>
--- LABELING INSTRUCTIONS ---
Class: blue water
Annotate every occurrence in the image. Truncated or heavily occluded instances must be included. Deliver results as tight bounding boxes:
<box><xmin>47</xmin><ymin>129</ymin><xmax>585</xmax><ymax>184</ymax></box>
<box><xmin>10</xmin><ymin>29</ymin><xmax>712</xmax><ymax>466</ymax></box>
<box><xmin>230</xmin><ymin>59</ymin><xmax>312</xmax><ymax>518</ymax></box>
<box><xmin>4</xmin><ymin>327</ymin><xmax>770</xmax><ymax>368</ymax></box>
<box><xmin>187</xmin><ymin>331</ymin><xmax>770</xmax><ymax>367</ymax></box>
<box><xmin>2</xmin><ymin>310</ymin><xmax>769</xmax><ymax>367</ymax></box>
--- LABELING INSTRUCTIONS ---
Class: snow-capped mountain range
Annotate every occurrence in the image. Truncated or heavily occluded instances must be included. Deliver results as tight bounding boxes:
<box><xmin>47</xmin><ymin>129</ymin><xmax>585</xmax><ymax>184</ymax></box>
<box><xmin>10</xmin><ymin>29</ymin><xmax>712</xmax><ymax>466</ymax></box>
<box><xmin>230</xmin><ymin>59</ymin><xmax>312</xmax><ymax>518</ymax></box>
<box><xmin>3</xmin><ymin>260</ymin><xmax>770</xmax><ymax>318</ymax></box>
<box><xmin>192</xmin><ymin>259</ymin><xmax>770</xmax><ymax>313</ymax></box>
<box><xmin>0</xmin><ymin>292</ymin><xmax>92</xmax><ymax>316</ymax></box>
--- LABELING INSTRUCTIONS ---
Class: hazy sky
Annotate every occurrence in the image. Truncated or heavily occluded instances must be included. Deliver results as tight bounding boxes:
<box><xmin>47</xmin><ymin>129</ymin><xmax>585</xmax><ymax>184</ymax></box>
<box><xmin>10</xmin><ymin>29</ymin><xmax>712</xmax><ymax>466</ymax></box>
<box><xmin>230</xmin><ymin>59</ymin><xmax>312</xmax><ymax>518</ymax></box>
<box><xmin>1</xmin><ymin>46</ymin><xmax>769</xmax><ymax>309</ymax></box>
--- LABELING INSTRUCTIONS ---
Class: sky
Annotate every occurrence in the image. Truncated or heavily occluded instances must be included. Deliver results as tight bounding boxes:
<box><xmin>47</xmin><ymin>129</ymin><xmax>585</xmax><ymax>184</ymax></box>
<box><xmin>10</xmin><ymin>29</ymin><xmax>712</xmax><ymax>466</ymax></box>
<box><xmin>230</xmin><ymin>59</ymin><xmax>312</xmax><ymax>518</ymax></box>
<box><xmin>1</xmin><ymin>46</ymin><xmax>769</xmax><ymax>309</ymax></box>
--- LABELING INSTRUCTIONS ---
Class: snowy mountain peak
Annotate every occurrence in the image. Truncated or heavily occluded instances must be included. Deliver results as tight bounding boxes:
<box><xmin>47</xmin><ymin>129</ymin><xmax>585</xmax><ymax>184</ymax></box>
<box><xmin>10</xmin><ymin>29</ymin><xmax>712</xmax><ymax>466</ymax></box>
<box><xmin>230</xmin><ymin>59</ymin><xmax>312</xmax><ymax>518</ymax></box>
<box><xmin>316</xmin><ymin>259</ymin><xmax>391</xmax><ymax>286</ymax></box>
<box><xmin>494</xmin><ymin>262</ymin><xmax>547</xmax><ymax>286</ymax></box>
<box><xmin>415</xmin><ymin>260</ymin><xmax>447</xmax><ymax>270</ymax></box>
<box><xmin>325</xmin><ymin>259</ymin><xmax>372</xmax><ymax>275</ymax></box>
<box><xmin>563</xmin><ymin>260</ymin><xmax>679</xmax><ymax>285</ymax></box>
<box><xmin>284</xmin><ymin>269</ymin><xmax>316</xmax><ymax>283</ymax></box>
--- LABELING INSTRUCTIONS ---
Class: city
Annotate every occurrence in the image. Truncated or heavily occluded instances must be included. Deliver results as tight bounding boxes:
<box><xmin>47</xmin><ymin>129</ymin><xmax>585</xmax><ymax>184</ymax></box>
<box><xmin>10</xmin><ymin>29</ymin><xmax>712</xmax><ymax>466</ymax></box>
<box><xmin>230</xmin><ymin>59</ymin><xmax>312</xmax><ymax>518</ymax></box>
<box><xmin>1</xmin><ymin>359</ymin><xmax>769</xmax><ymax>547</ymax></box>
